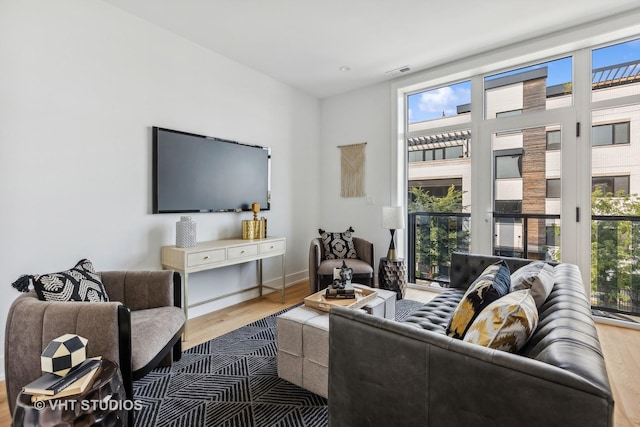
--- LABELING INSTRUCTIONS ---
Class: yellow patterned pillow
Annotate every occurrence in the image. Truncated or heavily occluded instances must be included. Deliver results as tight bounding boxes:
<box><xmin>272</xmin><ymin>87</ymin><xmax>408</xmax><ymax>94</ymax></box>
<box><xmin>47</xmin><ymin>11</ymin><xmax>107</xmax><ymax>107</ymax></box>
<box><xmin>446</xmin><ymin>261</ymin><xmax>511</xmax><ymax>339</ymax></box>
<box><xmin>463</xmin><ymin>290</ymin><xmax>538</xmax><ymax>353</ymax></box>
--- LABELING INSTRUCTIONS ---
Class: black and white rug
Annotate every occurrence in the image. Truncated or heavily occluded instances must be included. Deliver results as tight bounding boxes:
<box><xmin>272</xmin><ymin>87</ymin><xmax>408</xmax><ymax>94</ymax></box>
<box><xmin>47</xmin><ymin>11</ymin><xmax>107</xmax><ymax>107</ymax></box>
<box><xmin>133</xmin><ymin>299</ymin><xmax>425</xmax><ymax>426</ymax></box>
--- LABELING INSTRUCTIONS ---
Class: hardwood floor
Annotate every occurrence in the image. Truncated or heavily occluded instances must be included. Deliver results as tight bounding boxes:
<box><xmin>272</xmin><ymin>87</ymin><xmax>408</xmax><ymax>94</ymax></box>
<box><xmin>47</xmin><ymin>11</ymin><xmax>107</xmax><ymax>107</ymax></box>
<box><xmin>1</xmin><ymin>282</ymin><xmax>638</xmax><ymax>426</ymax></box>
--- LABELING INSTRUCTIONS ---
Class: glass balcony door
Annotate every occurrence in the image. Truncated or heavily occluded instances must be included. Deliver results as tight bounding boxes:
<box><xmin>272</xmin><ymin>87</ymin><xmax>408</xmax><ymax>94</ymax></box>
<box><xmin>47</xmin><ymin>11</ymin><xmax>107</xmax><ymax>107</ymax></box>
<box><xmin>590</xmin><ymin>38</ymin><xmax>640</xmax><ymax>314</ymax></box>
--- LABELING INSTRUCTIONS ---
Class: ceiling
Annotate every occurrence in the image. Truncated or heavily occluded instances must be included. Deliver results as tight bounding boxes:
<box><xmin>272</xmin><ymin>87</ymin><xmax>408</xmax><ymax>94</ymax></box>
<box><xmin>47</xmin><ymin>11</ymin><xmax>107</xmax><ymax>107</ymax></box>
<box><xmin>102</xmin><ymin>0</ymin><xmax>640</xmax><ymax>98</ymax></box>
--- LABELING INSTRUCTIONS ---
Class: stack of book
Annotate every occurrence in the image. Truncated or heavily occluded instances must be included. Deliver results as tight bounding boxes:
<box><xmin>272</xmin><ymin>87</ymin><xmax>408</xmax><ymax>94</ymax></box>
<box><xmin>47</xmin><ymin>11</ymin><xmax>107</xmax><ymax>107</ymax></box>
<box><xmin>22</xmin><ymin>358</ymin><xmax>102</xmax><ymax>402</ymax></box>
<box><xmin>325</xmin><ymin>281</ymin><xmax>356</xmax><ymax>299</ymax></box>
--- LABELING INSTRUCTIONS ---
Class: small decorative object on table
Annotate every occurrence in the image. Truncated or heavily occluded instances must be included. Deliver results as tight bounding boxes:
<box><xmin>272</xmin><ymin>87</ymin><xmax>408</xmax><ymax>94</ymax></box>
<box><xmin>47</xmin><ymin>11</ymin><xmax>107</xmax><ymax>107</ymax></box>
<box><xmin>242</xmin><ymin>202</ymin><xmax>267</xmax><ymax>239</ymax></box>
<box><xmin>14</xmin><ymin>360</ymin><xmax>127</xmax><ymax>427</ymax></box>
<box><xmin>176</xmin><ymin>216</ymin><xmax>197</xmax><ymax>248</ymax></box>
<box><xmin>326</xmin><ymin>260</ymin><xmax>355</xmax><ymax>299</ymax></box>
<box><xmin>40</xmin><ymin>333</ymin><xmax>88</xmax><ymax>376</ymax></box>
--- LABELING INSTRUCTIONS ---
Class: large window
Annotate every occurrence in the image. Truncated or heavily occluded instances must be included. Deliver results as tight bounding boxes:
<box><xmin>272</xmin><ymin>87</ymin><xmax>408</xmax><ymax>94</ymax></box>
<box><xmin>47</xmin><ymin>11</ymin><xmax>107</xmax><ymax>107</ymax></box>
<box><xmin>403</xmin><ymin>35</ymin><xmax>640</xmax><ymax>317</ymax></box>
<box><xmin>590</xmin><ymin>39</ymin><xmax>640</xmax><ymax>314</ymax></box>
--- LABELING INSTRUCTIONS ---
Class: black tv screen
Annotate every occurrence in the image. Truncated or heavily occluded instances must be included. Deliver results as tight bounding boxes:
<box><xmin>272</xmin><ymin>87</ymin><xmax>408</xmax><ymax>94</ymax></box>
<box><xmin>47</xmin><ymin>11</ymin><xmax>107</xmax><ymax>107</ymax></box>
<box><xmin>153</xmin><ymin>127</ymin><xmax>270</xmax><ymax>213</ymax></box>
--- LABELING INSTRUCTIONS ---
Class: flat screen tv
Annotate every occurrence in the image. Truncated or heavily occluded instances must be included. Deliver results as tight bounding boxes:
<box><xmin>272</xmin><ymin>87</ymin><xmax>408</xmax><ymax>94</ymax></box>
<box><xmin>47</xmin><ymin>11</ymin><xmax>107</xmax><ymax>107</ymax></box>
<box><xmin>152</xmin><ymin>127</ymin><xmax>270</xmax><ymax>213</ymax></box>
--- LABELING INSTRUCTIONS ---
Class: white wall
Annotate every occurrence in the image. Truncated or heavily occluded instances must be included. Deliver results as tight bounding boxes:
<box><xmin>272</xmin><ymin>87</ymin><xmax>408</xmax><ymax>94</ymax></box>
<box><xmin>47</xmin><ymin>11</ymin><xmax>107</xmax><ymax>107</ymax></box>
<box><xmin>0</xmin><ymin>0</ymin><xmax>320</xmax><ymax>379</ymax></box>
<box><xmin>319</xmin><ymin>84</ymin><xmax>395</xmax><ymax>271</ymax></box>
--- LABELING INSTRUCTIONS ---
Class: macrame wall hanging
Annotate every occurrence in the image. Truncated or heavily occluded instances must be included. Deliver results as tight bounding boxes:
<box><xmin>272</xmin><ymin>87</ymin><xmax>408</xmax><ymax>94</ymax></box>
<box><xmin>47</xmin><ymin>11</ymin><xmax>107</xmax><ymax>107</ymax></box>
<box><xmin>338</xmin><ymin>142</ymin><xmax>367</xmax><ymax>197</ymax></box>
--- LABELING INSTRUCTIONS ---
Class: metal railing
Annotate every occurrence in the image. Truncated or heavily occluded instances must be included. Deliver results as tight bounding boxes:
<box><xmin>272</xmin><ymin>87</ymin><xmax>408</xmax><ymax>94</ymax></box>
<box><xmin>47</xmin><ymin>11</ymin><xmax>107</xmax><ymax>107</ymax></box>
<box><xmin>591</xmin><ymin>215</ymin><xmax>640</xmax><ymax>314</ymax></box>
<box><xmin>407</xmin><ymin>211</ymin><xmax>470</xmax><ymax>284</ymax></box>
<box><xmin>408</xmin><ymin>212</ymin><xmax>640</xmax><ymax>315</ymax></box>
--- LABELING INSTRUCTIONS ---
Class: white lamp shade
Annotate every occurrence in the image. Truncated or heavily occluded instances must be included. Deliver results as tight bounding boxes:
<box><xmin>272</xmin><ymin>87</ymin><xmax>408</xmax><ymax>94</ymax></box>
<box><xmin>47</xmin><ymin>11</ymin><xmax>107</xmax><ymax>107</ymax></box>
<box><xmin>382</xmin><ymin>206</ymin><xmax>405</xmax><ymax>230</ymax></box>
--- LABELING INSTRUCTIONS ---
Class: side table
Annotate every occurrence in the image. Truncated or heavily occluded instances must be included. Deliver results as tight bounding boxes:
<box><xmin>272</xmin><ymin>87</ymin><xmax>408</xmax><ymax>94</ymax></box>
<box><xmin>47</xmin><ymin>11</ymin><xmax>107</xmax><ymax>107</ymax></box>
<box><xmin>378</xmin><ymin>257</ymin><xmax>407</xmax><ymax>300</ymax></box>
<box><xmin>13</xmin><ymin>360</ymin><xmax>128</xmax><ymax>427</ymax></box>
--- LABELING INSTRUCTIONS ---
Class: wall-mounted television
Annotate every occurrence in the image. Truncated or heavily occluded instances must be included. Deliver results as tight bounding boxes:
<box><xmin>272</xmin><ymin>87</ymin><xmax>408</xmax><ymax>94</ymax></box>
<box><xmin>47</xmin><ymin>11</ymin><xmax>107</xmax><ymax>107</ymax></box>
<box><xmin>152</xmin><ymin>127</ymin><xmax>270</xmax><ymax>213</ymax></box>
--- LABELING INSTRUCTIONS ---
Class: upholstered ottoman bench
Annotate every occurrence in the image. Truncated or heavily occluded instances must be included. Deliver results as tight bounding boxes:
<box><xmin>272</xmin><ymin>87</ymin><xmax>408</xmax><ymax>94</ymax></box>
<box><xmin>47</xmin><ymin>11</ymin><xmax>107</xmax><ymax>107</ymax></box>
<box><xmin>276</xmin><ymin>286</ymin><xmax>395</xmax><ymax>398</ymax></box>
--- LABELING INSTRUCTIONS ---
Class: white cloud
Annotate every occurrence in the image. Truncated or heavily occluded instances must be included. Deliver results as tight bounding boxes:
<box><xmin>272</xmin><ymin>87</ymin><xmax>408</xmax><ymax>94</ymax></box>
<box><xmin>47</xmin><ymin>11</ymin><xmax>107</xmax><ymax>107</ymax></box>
<box><xmin>418</xmin><ymin>86</ymin><xmax>470</xmax><ymax>117</ymax></box>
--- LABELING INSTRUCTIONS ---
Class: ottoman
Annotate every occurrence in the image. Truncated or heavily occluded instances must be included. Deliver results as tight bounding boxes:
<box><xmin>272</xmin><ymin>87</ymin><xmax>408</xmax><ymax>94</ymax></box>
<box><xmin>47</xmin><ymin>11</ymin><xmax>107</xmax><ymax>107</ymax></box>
<box><xmin>276</xmin><ymin>286</ymin><xmax>396</xmax><ymax>398</ymax></box>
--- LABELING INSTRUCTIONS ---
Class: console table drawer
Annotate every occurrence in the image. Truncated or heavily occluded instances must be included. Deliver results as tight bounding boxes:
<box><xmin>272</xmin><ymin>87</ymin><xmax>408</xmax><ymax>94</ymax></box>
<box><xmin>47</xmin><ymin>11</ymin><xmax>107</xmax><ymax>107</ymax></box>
<box><xmin>228</xmin><ymin>244</ymin><xmax>258</xmax><ymax>260</ymax></box>
<box><xmin>187</xmin><ymin>249</ymin><xmax>226</xmax><ymax>267</ymax></box>
<box><xmin>259</xmin><ymin>240</ymin><xmax>285</xmax><ymax>254</ymax></box>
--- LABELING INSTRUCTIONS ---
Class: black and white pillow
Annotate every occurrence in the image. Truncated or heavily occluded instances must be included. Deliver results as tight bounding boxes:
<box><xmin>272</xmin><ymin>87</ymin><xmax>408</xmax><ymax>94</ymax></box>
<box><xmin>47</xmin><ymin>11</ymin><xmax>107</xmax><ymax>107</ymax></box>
<box><xmin>319</xmin><ymin>227</ymin><xmax>358</xmax><ymax>260</ymax></box>
<box><xmin>12</xmin><ymin>259</ymin><xmax>109</xmax><ymax>302</ymax></box>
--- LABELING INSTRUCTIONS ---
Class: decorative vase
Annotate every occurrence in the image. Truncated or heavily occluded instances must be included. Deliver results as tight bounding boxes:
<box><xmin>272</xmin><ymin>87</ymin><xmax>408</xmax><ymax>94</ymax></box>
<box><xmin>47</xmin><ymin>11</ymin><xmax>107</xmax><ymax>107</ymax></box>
<box><xmin>176</xmin><ymin>216</ymin><xmax>197</xmax><ymax>248</ymax></box>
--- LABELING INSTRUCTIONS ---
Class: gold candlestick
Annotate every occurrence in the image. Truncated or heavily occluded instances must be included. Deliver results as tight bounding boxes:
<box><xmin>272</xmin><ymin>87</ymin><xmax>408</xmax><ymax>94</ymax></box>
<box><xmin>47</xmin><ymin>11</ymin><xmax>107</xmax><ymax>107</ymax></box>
<box><xmin>251</xmin><ymin>202</ymin><xmax>260</xmax><ymax>221</ymax></box>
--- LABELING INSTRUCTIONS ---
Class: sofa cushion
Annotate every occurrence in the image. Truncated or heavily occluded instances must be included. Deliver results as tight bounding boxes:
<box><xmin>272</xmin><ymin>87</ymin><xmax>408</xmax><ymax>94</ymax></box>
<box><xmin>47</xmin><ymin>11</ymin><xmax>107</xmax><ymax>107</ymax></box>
<box><xmin>446</xmin><ymin>260</ymin><xmax>510</xmax><ymax>339</ymax></box>
<box><xmin>463</xmin><ymin>289</ymin><xmax>538</xmax><ymax>353</ymax></box>
<box><xmin>319</xmin><ymin>227</ymin><xmax>358</xmax><ymax>260</ymax></box>
<box><xmin>317</xmin><ymin>258</ymin><xmax>373</xmax><ymax>277</ymax></box>
<box><xmin>31</xmin><ymin>259</ymin><xmax>109</xmax><ymax>302</ymax></box>
<box><xmin>510</xmin><ymin>261</ymin><xmax>554</xmax><ymax>308</ymax></box>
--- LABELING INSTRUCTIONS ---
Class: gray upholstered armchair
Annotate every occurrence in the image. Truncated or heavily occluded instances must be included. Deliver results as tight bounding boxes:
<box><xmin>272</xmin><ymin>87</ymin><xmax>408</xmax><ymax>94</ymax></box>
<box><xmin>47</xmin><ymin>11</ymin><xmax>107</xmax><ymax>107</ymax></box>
<box><xmin>309</xmin><ymin>237</ymin><xmax>374</xmax><ymax>293</ymax></box>
<box><xmin>4</xmin><ymin>270</ymin><xmax>185</xmax><ymax>420</ymax></box>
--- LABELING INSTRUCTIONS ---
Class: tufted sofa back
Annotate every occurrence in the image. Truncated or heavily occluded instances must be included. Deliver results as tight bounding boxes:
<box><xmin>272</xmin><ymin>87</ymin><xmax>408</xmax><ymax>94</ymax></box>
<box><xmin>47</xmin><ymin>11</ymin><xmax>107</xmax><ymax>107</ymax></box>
<box><xmin>448</xmin><ymin>252</ymin><xmax>552</xmax><ymax>289</ymax></box>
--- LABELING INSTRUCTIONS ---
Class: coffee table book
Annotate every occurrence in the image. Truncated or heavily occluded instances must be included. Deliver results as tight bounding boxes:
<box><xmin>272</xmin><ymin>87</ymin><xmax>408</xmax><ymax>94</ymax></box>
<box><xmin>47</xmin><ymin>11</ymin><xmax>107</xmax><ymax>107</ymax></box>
<box><xmin>22</xmin><ymin>358</ymin><xmax>101</xmax><ymax>396</ymax></box>
<box><xmin>31</xmin><ymin>365</ymin><xmax>102</xmax><ymax>402</ymax></box>
<box><xmin>305</xmin><ymin>286</ymin><xmax>377</xmax><ymax>312</ymax></box>
<box><xmin>325</xmin><ymin>281</ymin><xmax>355</xmax><ymax>296</ymax></box>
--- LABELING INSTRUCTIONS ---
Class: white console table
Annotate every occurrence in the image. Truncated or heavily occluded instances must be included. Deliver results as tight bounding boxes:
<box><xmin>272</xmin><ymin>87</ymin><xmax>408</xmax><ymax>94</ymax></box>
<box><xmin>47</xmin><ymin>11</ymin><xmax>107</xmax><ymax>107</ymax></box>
<box><xmin>161</xmin><ymin>236</ymin><xmax>286</xmax><ymax>337</ymax></box>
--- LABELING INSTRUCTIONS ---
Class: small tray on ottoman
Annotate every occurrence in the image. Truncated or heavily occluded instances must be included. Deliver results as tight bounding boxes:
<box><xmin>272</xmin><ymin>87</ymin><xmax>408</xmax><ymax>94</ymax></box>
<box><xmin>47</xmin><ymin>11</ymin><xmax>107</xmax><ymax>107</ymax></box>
<box><xmin>304</xmin><ymin>286</ymin><xmax>377</xmax><ymax>312</ymax></box>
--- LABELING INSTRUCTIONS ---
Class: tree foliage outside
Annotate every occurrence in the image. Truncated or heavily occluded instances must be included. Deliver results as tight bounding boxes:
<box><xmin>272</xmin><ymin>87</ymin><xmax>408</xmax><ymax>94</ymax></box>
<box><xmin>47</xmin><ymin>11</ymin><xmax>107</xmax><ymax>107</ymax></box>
<box><xmin>409</xmin><ymin>185</ymin><xmax>469</xmax><ymax>280</ymax></box>
<box><xmin>591</xmin><ymin>187</ymin><xmax>640</xmax><ymax>312</ymax></box>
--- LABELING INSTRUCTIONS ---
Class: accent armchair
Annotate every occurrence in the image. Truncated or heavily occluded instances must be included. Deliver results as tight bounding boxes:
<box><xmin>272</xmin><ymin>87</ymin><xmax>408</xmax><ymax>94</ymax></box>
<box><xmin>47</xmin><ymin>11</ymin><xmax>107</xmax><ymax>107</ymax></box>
<box><xmin>4</xmin><ymin>270</ymin><xmax>185</xmax><ymax>421</ymax></box>
<box><xmin>309</xmin><ymin>237</ymin><xmax>374</xmax><ymax>293</ymax></box>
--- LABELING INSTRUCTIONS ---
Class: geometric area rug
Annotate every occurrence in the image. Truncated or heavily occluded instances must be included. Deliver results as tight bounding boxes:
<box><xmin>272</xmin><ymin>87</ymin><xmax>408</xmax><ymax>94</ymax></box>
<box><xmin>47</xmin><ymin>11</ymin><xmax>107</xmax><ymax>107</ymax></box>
<box><xmin>133</xmin><ymin>299</ymin><xmax>425</xmax><ymax>426</ymax></box>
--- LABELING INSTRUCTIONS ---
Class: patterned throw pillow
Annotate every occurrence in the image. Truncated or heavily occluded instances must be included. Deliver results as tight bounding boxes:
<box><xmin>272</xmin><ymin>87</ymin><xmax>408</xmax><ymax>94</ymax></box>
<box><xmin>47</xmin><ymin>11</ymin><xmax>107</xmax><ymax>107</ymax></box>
<box><xmin>446</xmin><ymin>261</ymin><xmax>511</xmax><ymax>339</ymax></box>
<box><xmin>510</xmin><ymin>261</ymin><xmax>554</xmax><ymax>309</ymax></box>
<box><xmin>463</xmin><ymin>289</ymin><xmax>538</xmax><ymax>353</ymax></box>
<box><xmin>12</xmin><ymin>259</ymin><xmax>109</xmax><ymax>302</ymax></box>
<box><xmin>318</xmin><ymin>227</ymin><xmax>358</xmax><ymax>260</ymax></box>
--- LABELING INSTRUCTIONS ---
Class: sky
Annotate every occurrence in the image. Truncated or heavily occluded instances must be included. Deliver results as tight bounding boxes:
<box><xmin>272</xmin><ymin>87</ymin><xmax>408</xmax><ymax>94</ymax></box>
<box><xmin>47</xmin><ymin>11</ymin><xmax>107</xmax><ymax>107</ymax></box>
<box><xmin>408</xmin><ymin>38</ymin><xmax>640</xmax><ymax>124</ymax></box>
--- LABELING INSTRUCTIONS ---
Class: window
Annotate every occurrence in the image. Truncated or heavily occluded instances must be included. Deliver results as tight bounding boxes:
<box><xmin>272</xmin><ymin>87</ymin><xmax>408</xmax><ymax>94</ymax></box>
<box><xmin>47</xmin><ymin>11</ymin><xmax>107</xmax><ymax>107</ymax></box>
<box><xmin>485</xmin><ymin>57</ymin><xmax>573</xmax><ymax>120</ymax></box>
<box><xmin>409</xmin><ymin>146</ymin><xmax>465</xmax><ymax>162</ymax></box>
<box><xmin>546</xmin><ymin>179</ymin><xmax>561</xmax><ymax>198</ymax></box>
<box><xmin>408</xmin><ymin>150</ymin><xmax>424</xmax><ymax>162</ymax></box>
<box><xmin>592</xmin><ymin>175</ymin><xmax>630</xmax><ymax>196</ymax></box>
<box><xmin>546</xmin><ymin>130</ymin><xmax>561</xmax><ymax>150</ymax></box>
<box><xmin>445</xmin><ymin>146</ymin><xmax>464</xmax><ymax>159</ymax></box>
<box><xmin>496</xmin><ymin>109</ymin><xmax>523</xmax><ymax>118</ymax></box>
<box><xmin>546</xmin><ymin>225</ymin><xmax>559</xmax><ymax>246</ymax></box>
<box><xmin>495</xmin><ymin>200</ymin><xmax>522</xmax><ymax>213</ymax></box>
<box><xmin>495</xmin><ymin>155</ymin><xmax>522</xmax><ymax>179</ymax></box>
<box><xmin>407</xmin><ymin>81</ymin><xmax>472</xmax><ymax>125</ymax></box>
<box><xmin>592</xmin><ymin>122</ymin><xmax>630</xmax><ymax>146</ymax></box>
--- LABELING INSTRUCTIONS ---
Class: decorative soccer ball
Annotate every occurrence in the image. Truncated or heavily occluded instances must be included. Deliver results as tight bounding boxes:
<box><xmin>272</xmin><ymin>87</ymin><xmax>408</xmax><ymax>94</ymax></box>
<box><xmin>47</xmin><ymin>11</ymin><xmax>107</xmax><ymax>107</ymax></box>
<box><xmin>41</xmin><ymin>334</ymin><xmax>88</xmax><ymax>376</ymax></box>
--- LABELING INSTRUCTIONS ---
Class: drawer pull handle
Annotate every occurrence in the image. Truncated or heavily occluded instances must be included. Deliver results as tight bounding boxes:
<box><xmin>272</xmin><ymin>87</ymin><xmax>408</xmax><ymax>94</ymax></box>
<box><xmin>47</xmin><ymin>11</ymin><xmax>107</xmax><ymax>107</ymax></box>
<box><xmin>270</xmin><ymin>246</ymin><xmax>274</xmax><ymax>249</ymax></box>
<box><xmin>241</xmin><ymin>250</ymin><xmax>245</xmax><ymax>254</ymax></box>
<box><xmin>203</xmin><ymin>256</ymin><xmax>210</xmax><ymax>260</ymax></box>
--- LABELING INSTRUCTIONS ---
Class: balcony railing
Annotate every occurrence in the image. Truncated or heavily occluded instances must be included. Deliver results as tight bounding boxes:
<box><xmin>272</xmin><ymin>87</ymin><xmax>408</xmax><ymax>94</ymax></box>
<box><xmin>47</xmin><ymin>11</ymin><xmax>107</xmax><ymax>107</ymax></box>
<box><xmin>591</xmin><ymin>215</ymin><xmax>640</xmax><ymax>314</ymax></box>
<box><xmin>407</xmin><ymin>211</ymin><xmax>640</xmax><ymax>316</ymax></box>
<box><xmin>407</xmin><ymin>212</ymin><xmax>470</xmax><ymax>284</ymax></box>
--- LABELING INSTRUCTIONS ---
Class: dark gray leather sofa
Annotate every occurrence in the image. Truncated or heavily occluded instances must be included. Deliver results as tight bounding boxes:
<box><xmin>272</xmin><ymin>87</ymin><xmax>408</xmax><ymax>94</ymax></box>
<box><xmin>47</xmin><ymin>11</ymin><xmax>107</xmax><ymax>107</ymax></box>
<box><xmin>329</xmin><ymin>252</ymin><xmax>614</xmax><ymax>427</ymax></box>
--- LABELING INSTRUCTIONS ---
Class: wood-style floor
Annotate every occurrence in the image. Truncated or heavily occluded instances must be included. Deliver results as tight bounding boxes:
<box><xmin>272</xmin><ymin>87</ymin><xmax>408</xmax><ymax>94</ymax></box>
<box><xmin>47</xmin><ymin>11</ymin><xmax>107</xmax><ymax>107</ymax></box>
<box><xmin>1</xmin><ymin>282</ymin><xmax>638</xmax><ymax>426</ymax></box>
